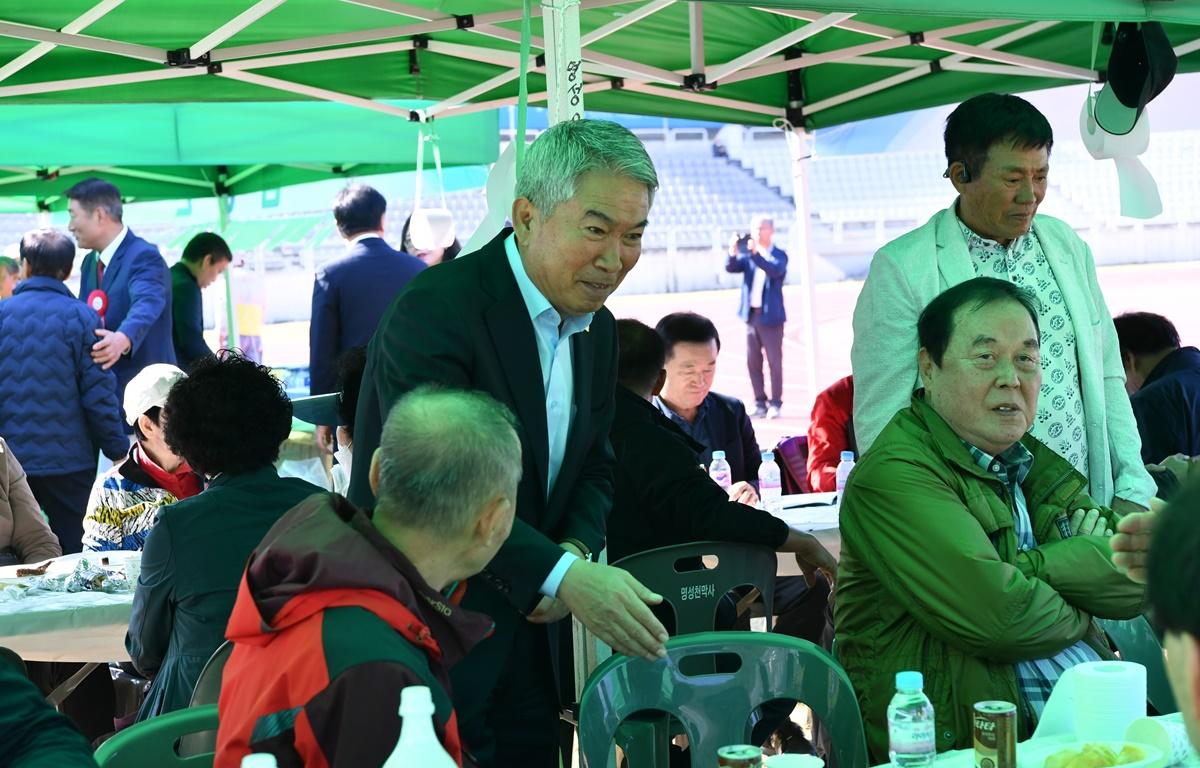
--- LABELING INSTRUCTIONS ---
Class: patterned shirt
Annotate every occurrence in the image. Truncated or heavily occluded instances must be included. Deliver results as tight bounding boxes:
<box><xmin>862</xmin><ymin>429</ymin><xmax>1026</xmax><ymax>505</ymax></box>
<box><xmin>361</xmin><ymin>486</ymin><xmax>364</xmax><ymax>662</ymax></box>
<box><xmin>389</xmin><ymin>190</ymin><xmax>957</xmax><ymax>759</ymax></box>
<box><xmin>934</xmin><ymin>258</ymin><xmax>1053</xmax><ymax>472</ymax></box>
<box><xmin>963</xmin><ymin>440</ymin><xmax>1101</xmax><ymax>722</ymax></box>
<box><xmin>83</xmin><ymin>460</ymin><xmax>180</xmax><ymax>552</ymax></box>
<box><xmin>957</xmin><ymin>215</ymin><xmax>1090</xmax><ymax>480</ymax></box>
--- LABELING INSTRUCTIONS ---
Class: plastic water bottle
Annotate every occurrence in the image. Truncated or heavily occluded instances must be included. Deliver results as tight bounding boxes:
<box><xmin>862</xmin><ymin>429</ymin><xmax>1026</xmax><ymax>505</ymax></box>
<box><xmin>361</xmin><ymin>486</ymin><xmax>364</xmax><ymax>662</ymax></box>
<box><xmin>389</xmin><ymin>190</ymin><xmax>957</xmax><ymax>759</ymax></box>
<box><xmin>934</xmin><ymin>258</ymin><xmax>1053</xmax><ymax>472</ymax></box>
<box><xmin>381</xmin><ymin>686</ymin><xmax>456</xmax><ymax>768</ymax></box>
<box><xmin>241</xmin><ymin>755</ymin><xmax>277</xmax><ymax>768</ymax></box>
<box><xmin>758</xmin><ymin>451</ymin><xmax>782</xmax><ymax>513</ymax></box>
<box><xmin>835</xmin><ymin>450</ymin><xmax>857</xmax><ymax>494</ymax></box>
<box><xmin>887</xmin><ymin>671</ymin><xmax>937</xmax><ymax>767</ymax></box>
<box><xmin>708</xmin><ymin>450</ymin><xmax>732</xmax><ymax>490</ymax></box>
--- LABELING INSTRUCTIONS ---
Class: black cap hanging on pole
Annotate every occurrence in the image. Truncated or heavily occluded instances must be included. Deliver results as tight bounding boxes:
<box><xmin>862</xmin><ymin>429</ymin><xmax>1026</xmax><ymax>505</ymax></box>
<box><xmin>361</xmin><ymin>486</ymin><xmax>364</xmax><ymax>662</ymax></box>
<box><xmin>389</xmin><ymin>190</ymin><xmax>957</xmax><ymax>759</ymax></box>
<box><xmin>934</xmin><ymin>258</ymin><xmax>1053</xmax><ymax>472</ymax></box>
<box><xmin>785</xmin><ymin>48</ymin><xmax>806</xmax><ymax>129</ymax></box>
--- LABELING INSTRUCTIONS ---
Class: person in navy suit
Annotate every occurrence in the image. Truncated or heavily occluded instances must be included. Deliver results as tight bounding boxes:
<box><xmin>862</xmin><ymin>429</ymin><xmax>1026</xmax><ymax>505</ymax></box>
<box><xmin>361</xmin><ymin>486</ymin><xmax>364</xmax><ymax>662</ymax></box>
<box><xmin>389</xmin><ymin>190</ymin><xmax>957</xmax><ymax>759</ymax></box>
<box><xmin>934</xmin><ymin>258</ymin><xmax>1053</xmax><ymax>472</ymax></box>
<box><xmin>171</xmin><ymin>232</ymin><xmax>232</xmax><ymax>372</ymax></box>
<box><xmin>309</xmin><ymin>185</ymin><xmax>425</xmax><ymax>452</ymax></box>
<box><xmin>68</xmin><ymin>178</ymin><xmax>175</xmax><ymax>419</ymax></box>
<box><xmin>726</xmin><ymin>215</ymin><xmax>789</xmax><ymax>418</ymax></box>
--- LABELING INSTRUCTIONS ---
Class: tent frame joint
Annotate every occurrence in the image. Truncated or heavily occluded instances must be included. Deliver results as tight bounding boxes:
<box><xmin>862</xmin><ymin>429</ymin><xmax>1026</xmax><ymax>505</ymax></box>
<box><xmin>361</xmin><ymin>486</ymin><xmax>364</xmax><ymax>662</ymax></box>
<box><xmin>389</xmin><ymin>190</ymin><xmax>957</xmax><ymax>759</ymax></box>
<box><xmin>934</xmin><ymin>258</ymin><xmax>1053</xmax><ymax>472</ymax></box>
<box><xmin>682</xmin><ymin>72</ymin><xmax>708</xmax><ymax>91</ymax></box>
<box><xmin>455</xmin><ymin>14</ymin><xmax>475</xmax><ymax>30</ymax></box>
<box><xmin>785</xmin><ymin>72</ymin><xmax>805</xmax><ymax>128</ymax></box>
<box><xmin>166</xmin><ymin>47</ymin><xmax>211</xmax><ymax>69</ymax></box>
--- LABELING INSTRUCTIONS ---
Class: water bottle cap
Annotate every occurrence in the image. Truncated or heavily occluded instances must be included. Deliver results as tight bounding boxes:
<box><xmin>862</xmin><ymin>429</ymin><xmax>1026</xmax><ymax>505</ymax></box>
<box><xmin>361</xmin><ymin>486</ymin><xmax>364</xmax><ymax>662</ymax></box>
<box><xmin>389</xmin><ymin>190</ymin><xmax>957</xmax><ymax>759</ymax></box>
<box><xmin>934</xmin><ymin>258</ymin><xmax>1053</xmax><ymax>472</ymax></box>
<box><xmin>712</xmin><ymin>450</ymin><xmax>726</xmax><ymax>459</ymax></box>
<box><xmin>895</xmin><ymin>670</ymin><xmax>924</xmax><ymax>691</ymax></box>
<box><xmin>399</xmin><ymin>685</ymin><xmax>436</xmax><ymax>715</ymax></box>
<box><xmin>840</xmin><ymin>451</ymin><xmax>856</xmax><ymax>461</ymax></box>
<box><xmin>760</xmin><ymin>451</ymin><xmax>775</xmax><ymax>461</ymax></box>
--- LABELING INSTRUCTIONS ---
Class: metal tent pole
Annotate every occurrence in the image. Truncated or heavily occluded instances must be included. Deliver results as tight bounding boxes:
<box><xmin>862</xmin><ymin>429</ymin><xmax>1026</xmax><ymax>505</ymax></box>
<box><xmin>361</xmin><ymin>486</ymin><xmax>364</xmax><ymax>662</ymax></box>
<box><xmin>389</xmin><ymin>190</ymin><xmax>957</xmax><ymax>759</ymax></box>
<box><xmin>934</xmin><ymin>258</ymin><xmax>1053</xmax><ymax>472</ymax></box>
<box><xmin>218</xmin><ymin>194</ymin><xmax>237</xmax><ymax>351</ymax></box>
<box><xmin>785</xmin><ymin>123</ymin><xmax>819</xmax><ymax>406</ymax></box>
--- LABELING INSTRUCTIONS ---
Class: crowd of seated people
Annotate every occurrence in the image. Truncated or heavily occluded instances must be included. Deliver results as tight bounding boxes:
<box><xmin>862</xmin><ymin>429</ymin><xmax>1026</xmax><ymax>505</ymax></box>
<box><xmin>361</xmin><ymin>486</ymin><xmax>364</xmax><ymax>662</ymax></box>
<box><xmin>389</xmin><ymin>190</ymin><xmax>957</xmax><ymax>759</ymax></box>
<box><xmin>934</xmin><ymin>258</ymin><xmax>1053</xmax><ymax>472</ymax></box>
<box><xmin>0</xmin><ymin>103</ymin><xmax>1195</xmax><ymax>768</ymax></box>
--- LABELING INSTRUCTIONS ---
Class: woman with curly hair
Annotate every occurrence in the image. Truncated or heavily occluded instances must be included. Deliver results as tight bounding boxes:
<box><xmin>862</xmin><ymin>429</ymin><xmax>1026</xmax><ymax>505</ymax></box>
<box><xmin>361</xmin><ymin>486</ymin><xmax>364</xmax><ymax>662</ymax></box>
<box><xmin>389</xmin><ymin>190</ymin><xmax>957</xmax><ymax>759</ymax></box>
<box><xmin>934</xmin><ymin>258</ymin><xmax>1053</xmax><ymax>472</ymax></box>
<box><xmin>126</xmin><ymin>351</ymin><xmax>326</xmax><ymax>721</ymax></box>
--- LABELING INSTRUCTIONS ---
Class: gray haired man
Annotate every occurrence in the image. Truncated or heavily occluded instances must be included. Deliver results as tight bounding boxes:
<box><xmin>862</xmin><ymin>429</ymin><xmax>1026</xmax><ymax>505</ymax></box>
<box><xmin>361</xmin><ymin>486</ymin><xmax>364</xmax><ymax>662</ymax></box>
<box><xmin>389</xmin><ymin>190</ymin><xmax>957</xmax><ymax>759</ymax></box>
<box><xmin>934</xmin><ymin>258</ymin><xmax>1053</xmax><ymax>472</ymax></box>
<box><xmin>349</xmin><ymin>119</ymin><xmax>667</xmax><ymax>767</ymax></box>
<box><xmin>215</xmin><ymin>386</ymin><xmax>522</xmax><ymax>765</ymax></box>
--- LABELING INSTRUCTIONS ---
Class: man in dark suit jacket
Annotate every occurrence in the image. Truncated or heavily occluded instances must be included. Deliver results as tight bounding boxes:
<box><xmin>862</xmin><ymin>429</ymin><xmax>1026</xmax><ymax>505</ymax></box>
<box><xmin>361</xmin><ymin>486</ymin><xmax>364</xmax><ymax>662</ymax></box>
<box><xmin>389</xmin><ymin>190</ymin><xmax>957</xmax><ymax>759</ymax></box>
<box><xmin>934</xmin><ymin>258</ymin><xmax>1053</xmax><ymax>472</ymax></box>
<box><xmin>654</xmin><ymin>312</ymin><xmax>763</xmax><ymax>498</ymax></box>
<box><xmin>1113</xmin><ymin>311</ymin><xmax>1200</xmax><ymax>464</ymax></box>
<box><xmin>170</xmin><ymin>232</ymin><xmax>232</xmax><ymax>371</ymax></box>
<box><xmin>349</xmin><ymin>120</ymin><xmax>668</xmax><ymax>767</ymax></box>
<box><xmin>609</xmin><ymin>319</ymin><xmax>835</xmax><ymax>571</ymax></box>
<box><xmin>310</xmin><ymin>185</ymin><xmax>425</xmax><ymax>450</ymax></box>
<box><xmin>68</xmin><ymin>178</ymin><xmax>175</xmax><ymax>414</ymax></box>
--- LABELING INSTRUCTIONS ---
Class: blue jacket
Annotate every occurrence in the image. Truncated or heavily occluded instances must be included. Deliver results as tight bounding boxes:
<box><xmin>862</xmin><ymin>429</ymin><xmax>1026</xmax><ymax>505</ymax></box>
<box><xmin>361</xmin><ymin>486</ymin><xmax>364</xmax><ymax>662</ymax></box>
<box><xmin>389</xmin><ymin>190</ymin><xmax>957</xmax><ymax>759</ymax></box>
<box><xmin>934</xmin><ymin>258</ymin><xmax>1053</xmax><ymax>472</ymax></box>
<box><xmin>79</xmin><ymin>229</ymin><xmax>176</xmax><ymax>405</ymax></box>
<box><xmin>1130</xmin><ymin>346</ymin><xmax>1200</xmax><ymax>464</ymax></box>
<box><xmin>725</xmin><ymin>243</ymin><xmax>788</xmax><ymax>325</ymax></box>
<box><xmin>309</xmin><ymin>236</ymin><xmax>425</xmax><ymax>396</ymax></box>
<box><xmin>0</xmin><ymin>277</ymin><xmax>128</xmax><ymax>475</ymax></box>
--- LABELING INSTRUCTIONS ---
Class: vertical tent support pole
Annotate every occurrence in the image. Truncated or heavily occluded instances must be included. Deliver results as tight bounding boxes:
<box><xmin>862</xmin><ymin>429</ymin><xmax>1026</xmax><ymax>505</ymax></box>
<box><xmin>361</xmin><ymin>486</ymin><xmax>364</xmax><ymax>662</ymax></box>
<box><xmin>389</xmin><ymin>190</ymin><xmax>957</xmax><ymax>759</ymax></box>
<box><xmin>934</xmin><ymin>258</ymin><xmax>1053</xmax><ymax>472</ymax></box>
<box><xmin>541</xmin><ymin>0</ymin><xmax>585</xmax><ymax>122</ymax></box>
<box><xmin>786</xmin><ymin>124</ymin><xmax>819</xmax><ymax>405</ymax></box>
<box><xmin>218</xmin><ymin>193</ymin><xmax>237</xmax><ymax>351</ymax></box>
<box><xmin>542</xmin><ymin>0</ymin><xmax>611</xmax><ymax>729</ymax></box>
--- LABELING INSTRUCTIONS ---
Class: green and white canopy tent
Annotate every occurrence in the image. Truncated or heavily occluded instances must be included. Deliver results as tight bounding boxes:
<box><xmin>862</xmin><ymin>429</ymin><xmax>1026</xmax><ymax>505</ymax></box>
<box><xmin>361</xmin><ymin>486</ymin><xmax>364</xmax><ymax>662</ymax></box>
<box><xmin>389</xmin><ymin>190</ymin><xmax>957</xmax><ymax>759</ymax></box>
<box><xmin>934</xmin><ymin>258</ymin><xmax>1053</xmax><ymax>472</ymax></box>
<box><xmin>1</xmin><ymin>0</ymin><xmax>1195</xmax><ymax>390</ymax></box>
<box><xmin>0</xmin><ymin>2</ymin><xmax>1196</xmax><ymax>127</ymax></box>
<box><xmin>0</xmin><ymin>99</ymin><xmax>497</xmax><ymax>209</ymax></box>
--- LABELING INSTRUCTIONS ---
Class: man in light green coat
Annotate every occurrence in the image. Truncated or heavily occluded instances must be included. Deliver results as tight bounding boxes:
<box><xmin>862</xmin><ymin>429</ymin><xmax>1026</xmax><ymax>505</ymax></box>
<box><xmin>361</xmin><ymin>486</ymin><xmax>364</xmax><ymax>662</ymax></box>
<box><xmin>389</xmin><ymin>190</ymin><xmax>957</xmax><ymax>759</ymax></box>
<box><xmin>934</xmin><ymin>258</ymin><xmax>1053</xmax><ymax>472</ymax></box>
<box><xmin>836</xmin><ymin>277</ymin><xmax>1145</xmax><ymax>760</ymax></box>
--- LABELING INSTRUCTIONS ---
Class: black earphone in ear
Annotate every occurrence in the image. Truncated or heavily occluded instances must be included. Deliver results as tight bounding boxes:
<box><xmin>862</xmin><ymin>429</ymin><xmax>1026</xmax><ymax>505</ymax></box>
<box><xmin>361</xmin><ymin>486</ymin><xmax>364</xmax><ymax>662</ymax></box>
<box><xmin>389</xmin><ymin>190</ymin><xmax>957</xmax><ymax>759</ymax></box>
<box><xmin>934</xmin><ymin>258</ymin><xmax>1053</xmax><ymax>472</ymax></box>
<box><xmin>942</xmin><ymin>164</ymin><xmax>972</xmax><ymax>183</ymax></box>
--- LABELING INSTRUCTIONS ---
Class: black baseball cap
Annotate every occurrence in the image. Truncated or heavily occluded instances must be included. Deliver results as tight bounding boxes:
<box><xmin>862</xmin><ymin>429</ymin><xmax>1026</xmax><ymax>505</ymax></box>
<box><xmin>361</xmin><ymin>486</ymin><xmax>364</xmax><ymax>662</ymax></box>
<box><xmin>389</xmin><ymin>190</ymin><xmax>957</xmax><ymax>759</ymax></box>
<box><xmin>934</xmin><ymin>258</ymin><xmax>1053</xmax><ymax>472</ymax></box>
<box><xmin>1094</xmin><ymin>22</ymin><xmax>1178</xmax><ymax>136</ymax></box>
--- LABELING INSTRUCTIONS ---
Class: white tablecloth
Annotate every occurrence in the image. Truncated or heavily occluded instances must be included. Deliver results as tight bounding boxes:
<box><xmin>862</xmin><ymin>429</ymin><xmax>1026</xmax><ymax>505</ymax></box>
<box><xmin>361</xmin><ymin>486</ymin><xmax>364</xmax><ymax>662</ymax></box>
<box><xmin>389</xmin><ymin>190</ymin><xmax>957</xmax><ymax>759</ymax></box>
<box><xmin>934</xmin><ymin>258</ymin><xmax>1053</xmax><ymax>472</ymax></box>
<box><xmin>0</xmin><ymin>552</ymin><xmax>135</xmax><ymax>662</ymax></box>
<box><xmin>772</xmin><ymin>492</ymin><xmax>841</xmax><ymax>574</ymax></box>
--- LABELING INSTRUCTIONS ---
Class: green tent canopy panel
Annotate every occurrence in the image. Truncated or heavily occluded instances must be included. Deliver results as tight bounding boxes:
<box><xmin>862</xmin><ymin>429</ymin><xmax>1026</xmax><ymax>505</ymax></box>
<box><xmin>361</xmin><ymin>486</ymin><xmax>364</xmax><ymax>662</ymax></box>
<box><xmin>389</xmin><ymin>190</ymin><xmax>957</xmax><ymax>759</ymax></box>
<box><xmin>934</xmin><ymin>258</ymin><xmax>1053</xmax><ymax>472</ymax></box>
<box><xmin>0</xmin><ymin>2</ymin><xmax>1195</xmax><ymax>131</ymax></box>
<box><xmin>0</xmin><ymin>100</ymin><xmax>498</xmax><ymax>208</ymax></box>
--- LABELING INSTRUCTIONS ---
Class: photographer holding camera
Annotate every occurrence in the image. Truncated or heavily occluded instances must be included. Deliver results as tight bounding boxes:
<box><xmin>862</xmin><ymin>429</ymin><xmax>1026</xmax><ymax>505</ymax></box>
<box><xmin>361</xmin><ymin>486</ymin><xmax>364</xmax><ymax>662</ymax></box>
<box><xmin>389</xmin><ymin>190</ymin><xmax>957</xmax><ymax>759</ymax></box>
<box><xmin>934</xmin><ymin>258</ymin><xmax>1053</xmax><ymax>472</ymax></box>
<box><xmin>725</xmin><ymin>215</ymin><xmax>789</xmax><ymax>419</ymax></box>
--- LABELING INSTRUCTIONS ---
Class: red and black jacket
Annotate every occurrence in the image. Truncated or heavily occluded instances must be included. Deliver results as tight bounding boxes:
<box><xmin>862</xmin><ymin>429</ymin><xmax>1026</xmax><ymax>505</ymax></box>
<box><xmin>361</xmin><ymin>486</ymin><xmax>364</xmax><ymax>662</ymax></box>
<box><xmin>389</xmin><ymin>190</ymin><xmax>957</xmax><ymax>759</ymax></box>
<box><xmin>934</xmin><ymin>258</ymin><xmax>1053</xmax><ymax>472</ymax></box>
<box><xmin>215</xmin><ymin>494</ymin><xmax>491</xmax><ymax>768</ymax></box>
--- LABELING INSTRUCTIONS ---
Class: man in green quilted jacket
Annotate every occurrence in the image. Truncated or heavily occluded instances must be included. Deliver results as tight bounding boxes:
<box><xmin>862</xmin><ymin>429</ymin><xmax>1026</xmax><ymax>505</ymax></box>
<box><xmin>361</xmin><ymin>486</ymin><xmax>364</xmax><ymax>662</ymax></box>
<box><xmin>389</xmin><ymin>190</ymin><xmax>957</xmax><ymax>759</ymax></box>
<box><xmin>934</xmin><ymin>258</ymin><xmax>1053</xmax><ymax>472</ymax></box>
<box><xmin>836</xmin><ymin>277</ymin><xmax>1145</xmax><ymax>760</ymax></box>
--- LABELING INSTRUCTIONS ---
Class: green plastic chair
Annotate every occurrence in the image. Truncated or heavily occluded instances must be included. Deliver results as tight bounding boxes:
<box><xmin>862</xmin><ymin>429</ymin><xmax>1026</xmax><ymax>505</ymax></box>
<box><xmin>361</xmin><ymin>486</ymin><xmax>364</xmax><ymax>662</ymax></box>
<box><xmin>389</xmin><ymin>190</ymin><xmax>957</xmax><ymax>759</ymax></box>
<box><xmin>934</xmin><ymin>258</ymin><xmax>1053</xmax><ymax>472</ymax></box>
<box><xmin>612</xmin><ymin>541</ymin><xmax>778</xmax><ymax>633</ymax></box>
<box><xmin>577</xmin><ymin>631</ymin><xmax>867</xmax><ymax>768</ymax></box>
<box><xmin>1097</xmin><ymin>616</ymin><xmax>1178</xmax><ymax>715</ymax></box>
<box><xmin>179</xmin><ymin>641</ymin><xmax>234</xmax><ymax>757</ymax></box>
<box><xmin>585</xmin><ymin>542</ymin><xmax>780</xmax><ymax>767</ymax></box>
<box><xmin>94</xmin><ymin>703</ymin><xmax>218</xmax><ymax>767</ymax></box>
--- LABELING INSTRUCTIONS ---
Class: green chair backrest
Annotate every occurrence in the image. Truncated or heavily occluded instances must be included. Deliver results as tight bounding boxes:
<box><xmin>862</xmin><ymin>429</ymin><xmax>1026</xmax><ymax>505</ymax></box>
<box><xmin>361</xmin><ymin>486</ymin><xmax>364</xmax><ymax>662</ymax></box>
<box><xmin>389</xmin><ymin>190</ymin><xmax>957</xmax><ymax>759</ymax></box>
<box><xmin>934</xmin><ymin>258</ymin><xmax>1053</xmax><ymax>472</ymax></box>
<box><xmin>178</xmin><ymin>641</ymin><xmax>234</xmax><ymax>757</ymax></box>
<box><xmin>94</xmin><ymin>703</ymin><xmax>218</xmax><ymax>767</ymax></box>
<box><xmin>1097</xmin><ymin>616</ymin><xmax>1178</xmax><ymax>715</ymax></box>
<box><xmin>612</xmin><ymin>541</ymin><xmax>777</xmax><ymax>634</ymax></box>
<box><xmin>188</xmin><ymin>642</ymin><xmax>232</xmax><ymax>708</ymax></box>
<box><xmin>577</xmin><ymin>631</ymin><xmax>867</xmax><ymax>768</ymax></box>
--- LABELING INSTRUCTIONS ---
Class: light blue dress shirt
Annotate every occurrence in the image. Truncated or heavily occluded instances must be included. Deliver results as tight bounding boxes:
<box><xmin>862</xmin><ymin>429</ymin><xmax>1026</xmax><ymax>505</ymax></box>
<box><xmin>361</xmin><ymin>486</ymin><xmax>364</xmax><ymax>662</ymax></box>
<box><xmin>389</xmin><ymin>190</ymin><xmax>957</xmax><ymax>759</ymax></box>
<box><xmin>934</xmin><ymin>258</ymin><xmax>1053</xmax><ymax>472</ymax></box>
<box><xmin>503</xmin><ymin>233</ymin><xmax>595</xmax><ymax>598</ymax></box>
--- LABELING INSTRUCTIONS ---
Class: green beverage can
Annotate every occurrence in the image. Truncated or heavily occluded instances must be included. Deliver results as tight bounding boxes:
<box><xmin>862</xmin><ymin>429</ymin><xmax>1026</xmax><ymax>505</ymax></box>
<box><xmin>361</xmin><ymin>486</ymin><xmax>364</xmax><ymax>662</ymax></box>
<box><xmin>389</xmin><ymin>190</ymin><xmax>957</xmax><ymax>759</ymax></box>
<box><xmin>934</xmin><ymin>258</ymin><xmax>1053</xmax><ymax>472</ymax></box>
<box><xmin>717</xmin><ymin>744</ymin><xmax>763</xmax><ymax>767</ymax></box>
<box><xmin>973</xmin><ymin>700</ymin><xmax>1017</xmax><ymax>768</ymax></box>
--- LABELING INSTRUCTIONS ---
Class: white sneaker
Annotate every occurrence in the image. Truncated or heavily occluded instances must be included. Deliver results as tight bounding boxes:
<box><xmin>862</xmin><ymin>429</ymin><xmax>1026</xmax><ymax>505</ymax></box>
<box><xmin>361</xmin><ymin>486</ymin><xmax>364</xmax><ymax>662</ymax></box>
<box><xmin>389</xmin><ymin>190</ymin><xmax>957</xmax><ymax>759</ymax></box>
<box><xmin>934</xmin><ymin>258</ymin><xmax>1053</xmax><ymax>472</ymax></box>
<box><xmin>767</xmin><ymin>405</ymin><xmax>781</xmax><ymax>419</ymax></box>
